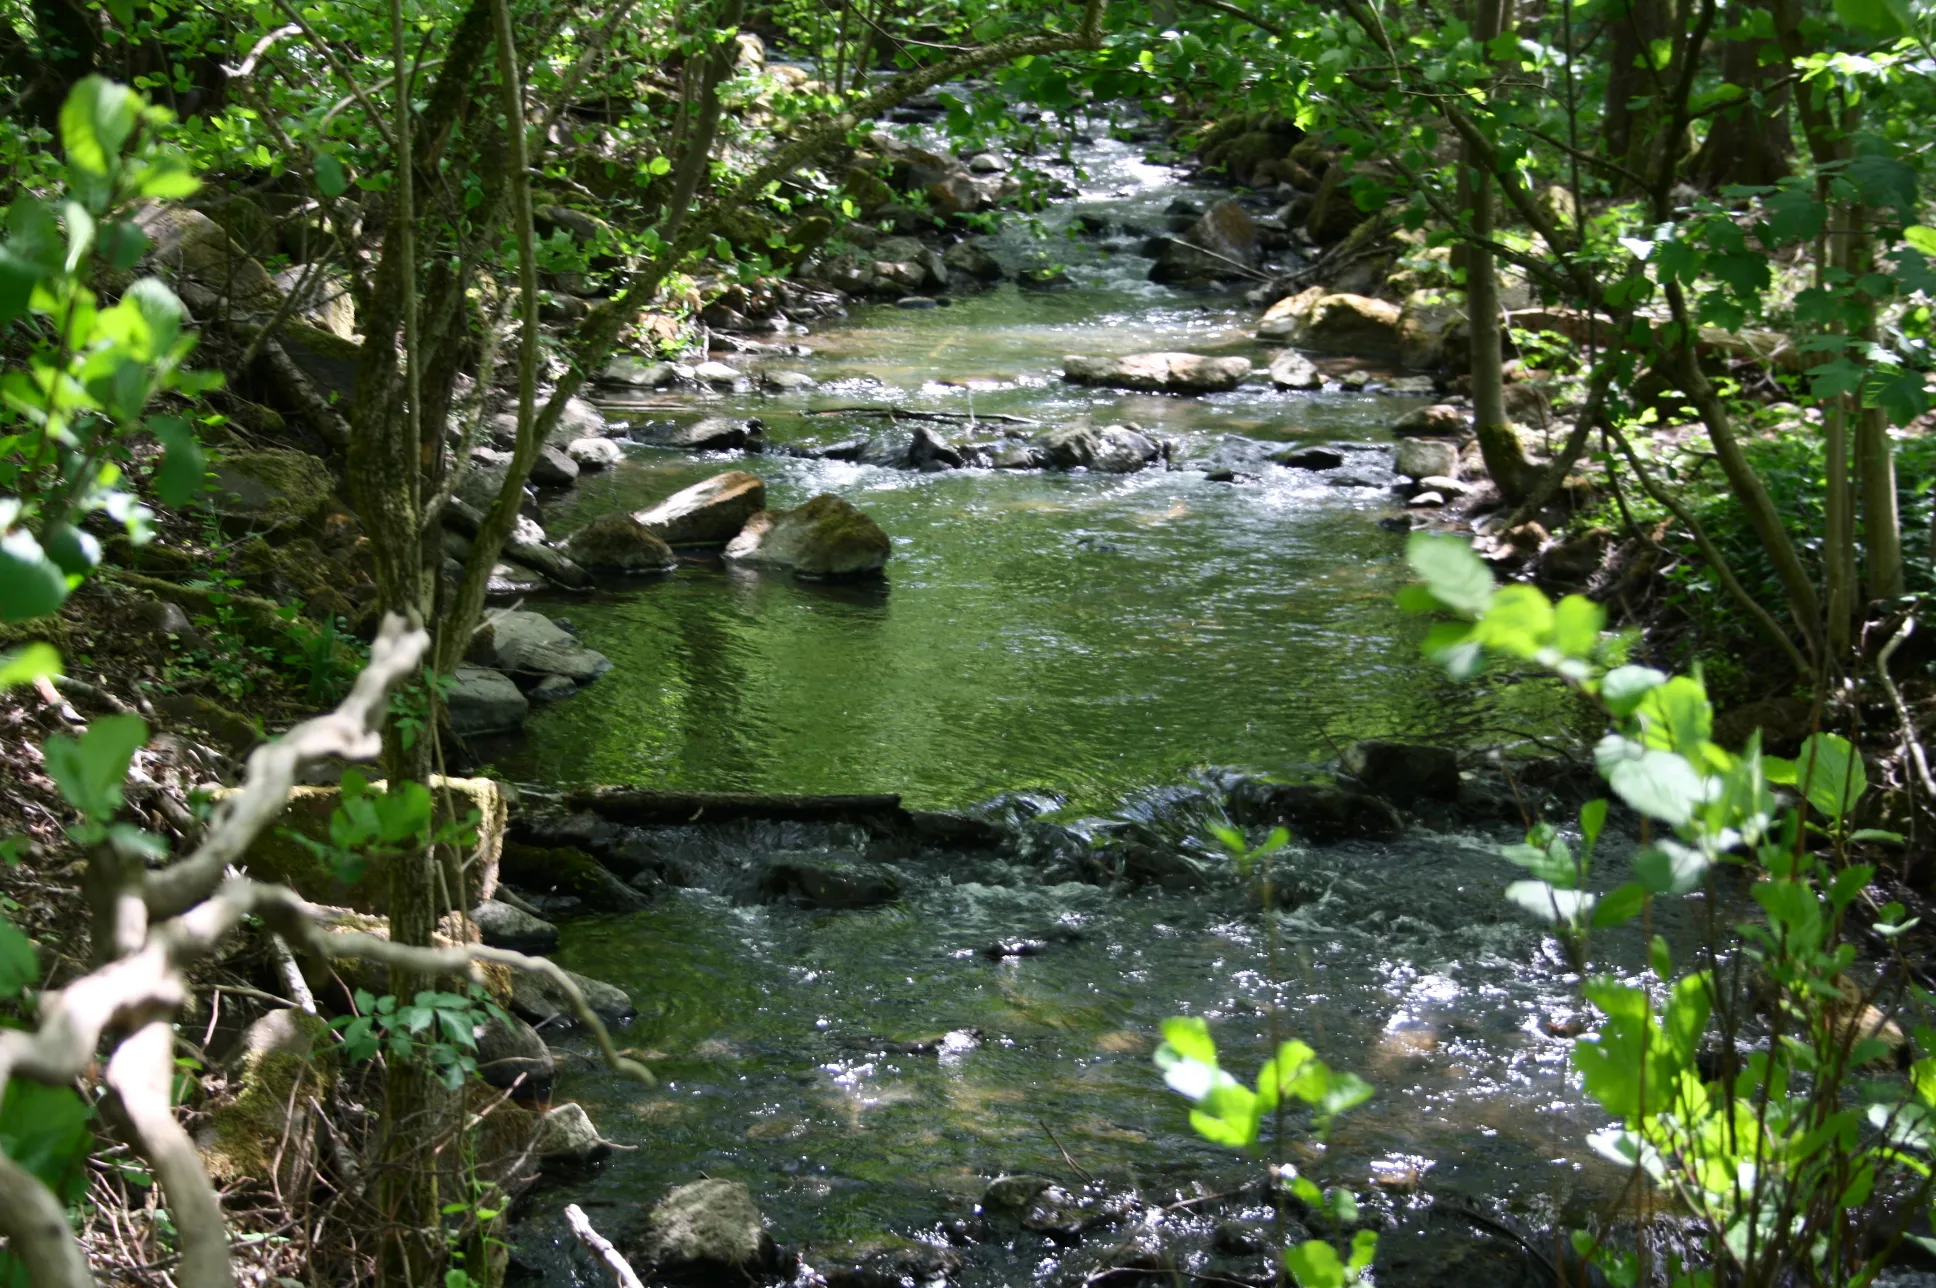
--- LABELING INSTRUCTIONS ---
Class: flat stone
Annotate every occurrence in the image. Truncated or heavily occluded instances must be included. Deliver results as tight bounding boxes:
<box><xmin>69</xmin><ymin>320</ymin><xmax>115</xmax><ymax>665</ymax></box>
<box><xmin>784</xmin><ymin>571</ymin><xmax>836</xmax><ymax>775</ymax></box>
<box><xmin>763</xmin><ymin>370</ymin><xmax>817</xmax><ymax>391</ymax></box>
<box><xmin>473</xmin><ymin>1011</ymin><xmax>554</xmax><ymax>1099</ymax></box>
<box><xmin>636</xmin><ymin>471</ymin><xmax>766</xmax><ymax>547</ymax></box>
<box><xmin>642</xmin><ymin>1180</ymin><xmax>775</xmax><ymax>1273</ymax></box>
<box><xmin>895</xmin><ymin>295</ymin><xmax>939</xmax><ymax>309</ymax></box>
<box><xmin>1275</xmin><ymin>446</ymin><xmax>1345</xmax><ymax>470</ymax></box>
<box><xmin>509</xmin><ymin>967</ymin><xmax>636</xmax><ymax>1029</ymax></box>
<box><xmin>1418</xmin><ymin>474</ymin><xmax>1469</xmax><ymax>498</ymax></box>
<box><xmin>694</xmin><ymin>360</ymin><xmax>742</xmax><ymax>386</ymax></box>
<box><xmin>470</xmin><ymin>899</ymin><xmax>560</xmax><ymax>954</ymax></box>
<box><xmin>529</xmin><ymin>674</ymin><xmax>577</xmax><ymax>700</ymax></box>
<box><xmin>565</xmin><ymin>437</ymin><xmax>622</xmax><ymax>469</ymax></box>
<box><xmin>470</xmin><ymin>610</ymin><xmax>612</xmax><ymax>684</ymax></box>
<box><xmin>599</xmin><ymin>356</ymin><xmax>677</xmax><ymax>387</ymax></box>
<box><xmin>208</xmin><ymin>449</ymin><xmax>334</xmax><ymax>531</ymax></box>
<box><xmin>1030</xmin><ymin>424</ymin><xmax>1160</xmax><ymax>473</ymax></box>
<box><xmin>1393</xmin><ymin>403</ymin><xmax>1470</xmax><ymax>438</ymax></box>
<box><xmin>446</xmin><ymin>666</ymin><xmax>528</xmax><ymax>736</ymax></box>
<box><xmin>1061</xmin><ymin>352</ymin><xmax>1251</xmax><ymax>394</ymax></box>
<box><xmin>530</xmin><ymin>443</ymin><xmax>579</xmax><ymax>487</ymax></box>
<box><xmin>1395</xmin><ymin>438</ymin><xmax>1459</xmax><ymax>480</ymax></box>
<box><xmin>640</xmin><ymin>416</ymin><xmax>759</xmax><ymax>451</ymax></box>
<box><xmin>1268</xmin><ymin>350</ymin><xmax>1323</xmax><ymax>390</ymax></box>
<box><xmin>532</xmin><ymin>1102</ymin><xmax>611</xmax><ymax>1167</ymax></box>
<box><xmin>1407</xmin><ymin>490</ymin><xmax>1445</xmax><ymax>507</ymax></box>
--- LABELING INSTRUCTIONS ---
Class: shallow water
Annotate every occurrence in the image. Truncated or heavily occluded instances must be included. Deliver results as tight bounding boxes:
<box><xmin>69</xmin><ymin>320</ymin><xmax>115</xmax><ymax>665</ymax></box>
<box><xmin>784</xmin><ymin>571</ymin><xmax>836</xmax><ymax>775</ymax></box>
<box><xmin>498</xmin><ymin>124</ymin><xmax>1634</xmax><ymax>1284</ymax></box>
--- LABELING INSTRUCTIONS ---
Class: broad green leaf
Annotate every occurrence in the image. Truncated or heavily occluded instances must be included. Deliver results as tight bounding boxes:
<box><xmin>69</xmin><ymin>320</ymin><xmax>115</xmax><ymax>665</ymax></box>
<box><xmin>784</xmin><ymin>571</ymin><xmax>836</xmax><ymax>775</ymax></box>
<box><xmin>1906</xmin><ymin>226</ymin><xmax>1936</xmax><ymax>258</ymax></box>
<box><xmin>1795</xmin><ymin>732</ymin><xmax>1865</xmax><ymax>823</ymax></box>
<box><xmin>1606</xmin><ymin>745</ymin><xmax>1706</xmax><ymax>827</ymax></box>
<box><xmin>1579</xmin><ymin>798</ymin><xmax>1608</xmax><ymax>848</ymax></box>
<box><xmin>1633</xmin><ymin>675</ymin><xmax>1711</xmax><ymax>756</ymax></box>
<box><xmin>1663</xmin><ymin>973</ymin><xmax>1711</xmax><ymax>1063</ymax></box>
<box><xmin>1592</xmin><ymin>881</ymin><xmax>1648</xmax><ymax>928</ymax></box>
<box><xmin>1406</xmin><ymin>532</ymin><xmax>1493</xmax><ymax>617</ymax></box>
<box><xmin>0</xmin><ymin>1080</ymin><xmax>92</xmax><ymax>1204</ymax></box>
<box><xmin>150</xmin><ymin>416</ymin><xmax>205</xmax><ymax>507</ymax></box>
<box><xmin>59</xmin><ymin>76</ymin><xmax>137</xmax><ymax>178</ymax></box>
<box><xmin>1285</xmin><ymin>1238</ymin><xmax>1347</xmax><ymax>1288</ymax></box>
<box><xmin>1633</xmin><ymin>843</ymin><xmax>1709</xmax><ymax>895</ymax></box>
<box><xmin>1190</xmin><ymin>1078</ymin><xmax>1261</xmax><ymax>1148</ymax></box>
<box><xmin>314</xmin><ymin>152</ymin><xmax>348</xmax><ymax>197</ymax></box>
<box><xmin>1550</xmin><ymin>594</ymin><xmax>1604</xmax><ymax>660</ymax></box>
<box><xmin>1473</xmin><ymin>584</ymin><xmax>1553</xmax><ymax>658</ymax></box>
<box><xmin>43</xmin><ymin>712</ymin><xmax>148</xmax><ymax>821</ymax></box>
<box><xmin>0</xmin><ymin>915</ymin><xmax>36</xmax><ymax>1000</ymax></box>
<box><xmin>0</xmin><ymin>530</ymin><xmax>71</xmax><ymax>622</ymax></box>
<box><xmin>1257</xmin><ymin>1039</ymin><xmax>1315</xmax><ymax>1111</ymax></box>
<box><xmin>0</xmin><ymin>643</ymin><xmax>60</xmax><ymax>690</ymax></box>
<box><xmin>1505</xmin><ymin>879</ymin><xmax>1596</xmax><ymax>924</ymax></box>
<box><xmin>1159</xmin><ymin>1015</ymin><xmax>1218</xmax><ymax>1067</ymax></box>
<box><xmin>1600</xmin><ymin>665</ymin><xmax>1666</xmax><ymax>717</ymax></box>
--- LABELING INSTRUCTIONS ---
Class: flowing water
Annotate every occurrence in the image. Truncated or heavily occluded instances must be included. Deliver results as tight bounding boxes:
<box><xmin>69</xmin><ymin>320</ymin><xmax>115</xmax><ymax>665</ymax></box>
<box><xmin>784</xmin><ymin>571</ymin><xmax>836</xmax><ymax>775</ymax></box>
<box><xmin>499</xmin><ymin>126</ymin><xmax>1646</xmax><ymax>1284</ymax></box>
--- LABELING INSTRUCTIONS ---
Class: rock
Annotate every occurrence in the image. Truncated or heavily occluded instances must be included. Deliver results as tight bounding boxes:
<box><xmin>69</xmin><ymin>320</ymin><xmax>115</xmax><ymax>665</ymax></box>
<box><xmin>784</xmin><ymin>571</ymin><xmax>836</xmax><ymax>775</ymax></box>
<box><xmin>500</xmin><ymin>841</ymin><xmax>653</xmax><ymax>915</ymax></box>
<box><xmin>470</xmin><ymin>610</ymin><xmax>612</xmax><ymax>684</ymax></box>
<box><xmin>694</xmin><ymin>360</ymin><xmax>742</xmax><ymax>386</ymax></box>
<box><xmin>1338</xmin><ymin>369</ymin><xmax>1373</xmax><ymax>390</ymax></box>
<box><xmin>470</xmin><ymin>900</ymin><xmax>560</xmax><ymax>954</ymax></box>
<box><xmin>1269</xmin><ymin>350</ymin><xmax>1323</xmax><ymax>390</ymax></box>
<box><xmin>757</xmin><ymin>853</ymin><xmax>904</xmax><ymax>908</ymax></box>
<box><xmin>136</xmin><ymin>205</ymin><xmax>282</xmax><ymax>313</ymax></box>
<box><xmin>531</xmin><ymin>1102</ymin><xmax>611</xmax><ymax>1168</ymax></box>
<box><xmin>909</xmin><ymin>424</ymin><xmax>965</xmax><ymax>470</ymax></box>
<box><xmin>1386</xmin><ymin>375</ymin><xmax>1438</xmax><ymax>396</ymax></box>
<box><xmin>1306</xmin><ymin>163</ymin><xmax>1372</xmax><ymax>244</ymax></box>
<box><xmin>968</xmin><ymin>152</ymin><xmax>1006</xmax><ymax>173</ymax></box>
<box><xmin>982</xmin><ymin>1175</ymin><xmax>1055</xmax><ymax>1215</ymax></box>
<box><xmin>208</xmin><ymin>449</ymin><xmax>334</xmax><ymax>531</ymax></box>
<box><xmin>529</xmin><ymin>674</ymin><xmax>577</xmax><ymax>701</ymax></box>
<box><xmin>943</xmin><ymin>237</ymin><xmax>1004</xmax><ymax>282</ymax></box>
<box><xmin>565</xmin><ymin>515</ymin><xmax>677</xmax><ymax>574</ymax></box>
<box><xmin>872</xmin><ymin>260</ymin><xmax>927</xmax><ymax>293</ymax></box>
<box><xmin>895</xmin><ymin>295</ymin><xmax>939</xmax><ymax>310</ymax></box>
<box><xmin>1174</xmin><ymin>434</ymin><xmax>1274</xmax><ymax>477</ymax></box>
<box><xmin>1393</xmin><ymin>403</ymin><xmax>1469</xmax><ymax>438</ymax></box>
<box><xmin>530</xmin><ymin>443</ymin><xmax>580</xmax><ymax>487</ymax></box>
<box><xmin>1030</xmin><ymin>424</ymin><xmax>1161</xmax><ymax>473</ymax></box>
<box><xmin>641</xmin><ymin>416</ymin><xmax>760</xmax><ymax>451</ymax></box>
<box><xmin>1292</xmin><ymin>293</ymin><xmax>1404</xmax><ymax>357</ymax></box>
<box><xmin>636</xmin><ymin>471</ymin><xmax>767</xmax><ymax>546</ymax></box>
<box><xmin>1258</xmin><ymin>286</ymin><xmax>1323</xmax><ymax>341</ymax></box>
<box><xmin>1419</xmin><ymin>474</ymin><xmax>1469</xmax><ymax>498</ymax></box>
<box><xmin>724</xmin><ymin>495</ymin><xmax>891</xmax><ymax>578</ymax></box>
<box><xmin>1149</xmin><ymin>199</ymin><xmax>1258</xmax><ymax>284</ymax></box>
<box><xmin>992</xmin><ymin>443</ymin><xmax>1043</xmax><ymax>469</ymax></box>
<box><xmin>554</xmin><ymin>395</ymin><xmax>608</xmax><ymax>441</ymax></box>
<box><xmin>1018</xmin><ymin>265</ymin><xmax>1072</xmax><ymax>291</ymax></box>
<box><xmin>509</xmin><ymin>967</ymin><xmax>637</xmax><ymax>1029</ymax></box>
<box><xmin>473</xmin><ymin>1012</ymin><xmax>555</xmax><ymax>1100</ymax></box>
<box><xmin>446</xmin><ymin>666</ymin><xmax>529</xmax><ymax>736</ymax></box>
<box><xmin>1275</xmin><ymin>446</ymin><xmax>1345</xmax><ymax>470</ymax></box>
<box><xmin>763</xmin><ymin>370</ymin><xmax>817</xmax><ymax>392</ymax></box>
<box><xmin>1395</xmin><ymin>438</ymin><xmax>1459</xmax><ymax>480</ymax></box>
<box><xmin>1407</xmin><ymin>490</ymin><xmax>1445</xmax><ymax>508</ymax></box>
<box><xmin>200</xmin><ymin>1009</ymin><xmax>333</xmax><ymax>1192</ymax></box>
<box><xmin>641</xmin><ymin>1179</ymin><xmax>777</xmax><ymax>1275</ymax></box>
<box><xmin>1398</xmin><ymin>290</ymin><xmax>1469</xmax><ymax>372</ymax></box>
<box><xmin>1226</xmin><ymin>779</ymin><xmax>1405</xmax><ymax>844</ymax></box>
<box><xmin>1061</xmin><ymin>352</ymin><xmax>1251</xmax><ymax>395</ymax></box>
<box><xmin>272</xmin><ymin>266</ymin><xmax>355</xmax><ymax>338</ymax></box>
<box><xmin>1538</xmin><ymin>528</ymin><xmax>1611</xmax><ymax>584</ymax></box>
<box><xmin>598</xmin><ymin>356</ymin><xmax>678</xmax><ymax>387</ymax></box>
<box><xmin>565</xmin><ymin>437</ymin><xmax>622</xmax><ymax>470</ymax></box>
<box><xmin>1341</xmin><ymin>740</ymin><xmax>1461</xmax><ymax>802</ymax></box>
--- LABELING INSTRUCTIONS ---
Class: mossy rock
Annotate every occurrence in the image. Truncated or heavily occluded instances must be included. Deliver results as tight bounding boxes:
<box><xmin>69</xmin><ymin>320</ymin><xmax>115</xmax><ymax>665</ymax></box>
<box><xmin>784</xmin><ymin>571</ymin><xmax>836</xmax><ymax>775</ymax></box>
<box><xmin>498</xmin><ymin>842</ymin><xmax>651</xmax><ymax>911</ymax></box>
<box><xmin>723</xmin><ymin>494</ymin><xmax>891</xmax><ymax>578</ymax></box>
<box><xmin>200</xmin><ymin>1008</ymin><xmax>335</xmax><ymax>1189</ymax></box>
<box><xmin>208</xmin><ymin>447</ymin><xmax>335</xmax><ymax>533</ymax></box>
<box><xmin>224</xmin><ymin>776</ymin><xmax>506</xmax><ymax>914</ymax></box>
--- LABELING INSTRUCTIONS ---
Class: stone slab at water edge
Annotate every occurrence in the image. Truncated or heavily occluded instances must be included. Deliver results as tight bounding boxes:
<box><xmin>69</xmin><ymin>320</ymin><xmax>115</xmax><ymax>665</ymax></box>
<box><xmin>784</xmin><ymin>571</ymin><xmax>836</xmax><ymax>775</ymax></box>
<box><xmin>1060</xmin><ymin>352</ymin><xmax>1252</xmax><ymax>394</ymax></box>
<box><xmin>635</xmin><ymin>471</ymin><xmax>767</xmax><ymax>546</ymax></box>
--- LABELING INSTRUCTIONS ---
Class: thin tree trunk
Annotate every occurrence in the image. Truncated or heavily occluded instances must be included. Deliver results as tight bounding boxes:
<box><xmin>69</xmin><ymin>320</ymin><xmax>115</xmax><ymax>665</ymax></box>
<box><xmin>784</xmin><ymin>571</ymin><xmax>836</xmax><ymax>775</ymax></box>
<box><xmin>1467</xmin><ymin>0</ymin><xmax>1532</xmax><ymax>503</ymax></box>
<box><xmin>1690</xmin><ymin>1</ymin><xmax>1793</xmax><ymax>189</ymax></box>
<box><xmin>1850</xmin><ymin>206</ymin><xmax>1903</xmax><ymax>602</ymax></box>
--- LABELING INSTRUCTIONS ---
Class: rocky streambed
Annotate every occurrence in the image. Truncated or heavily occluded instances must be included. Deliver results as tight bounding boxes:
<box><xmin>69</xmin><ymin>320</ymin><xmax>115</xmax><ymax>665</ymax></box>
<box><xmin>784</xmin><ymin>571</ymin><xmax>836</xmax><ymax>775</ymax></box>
<box><xmin>443</xmin><ymin>121</ymin><xmax>1683</xmax><ymax>1288</ymax></box>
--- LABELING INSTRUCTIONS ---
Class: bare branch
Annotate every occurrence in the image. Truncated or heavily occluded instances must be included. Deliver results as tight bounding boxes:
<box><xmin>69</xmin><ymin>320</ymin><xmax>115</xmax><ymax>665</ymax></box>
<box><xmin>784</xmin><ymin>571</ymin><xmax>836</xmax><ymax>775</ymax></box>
<box><xmin>566</xmin><ymin>1204</ymin><xmax>647</xmax><ymax>1288</ymax></box>
<box><xmin>105</xmin><ymin>1023</ymin><xmax>233</xmax><ymax>1288</ymax></box>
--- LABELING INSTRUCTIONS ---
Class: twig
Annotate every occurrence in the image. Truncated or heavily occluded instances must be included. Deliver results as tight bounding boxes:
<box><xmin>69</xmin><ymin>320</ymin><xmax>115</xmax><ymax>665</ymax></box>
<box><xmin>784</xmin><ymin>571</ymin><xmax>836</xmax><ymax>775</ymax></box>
<box><xmin>565</xmin><ymin>1204</ymin><xmax>646</xmax><ymax>1288</ymax></box>
<box><xmin>1038</xmin><ymin>1118</ymin><xmax>1095</xmax><ymax>1185</ymax></box>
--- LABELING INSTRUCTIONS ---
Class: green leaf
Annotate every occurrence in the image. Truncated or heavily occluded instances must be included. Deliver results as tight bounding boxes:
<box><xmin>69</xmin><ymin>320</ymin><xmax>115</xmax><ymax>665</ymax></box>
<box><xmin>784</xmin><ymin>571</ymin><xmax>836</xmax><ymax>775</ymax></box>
<box><xmin>1602</xmin><ymin>742</ymin><xmax>1706</xmax><ymax>827</ymax></box>
<box><xmin>1592</xmin><ymin>881</ymin><xmax>1648</xmax><ymax>928</ymax></box>
<box><xmin>1505</xmin><ymin>880</ymin><xmax>1596</xmax><ymax>924</ymax></box>
<box><xmin>1906</xmin><ymin>227</ymin><xmax>1936</xmax><ymax>257</ymax></box>
<box><xmin>1579</xmin><ymin>798</ymin><xmax>1608</xmax><ymax>848</ymax></box>
<box><xmin>43</xmin><ymin>712</ymin><xmax>148</xmax><ymax>821</ymax></box>
<box><xmin>0</xmin><ymin>1080</ymin><xmax>92</xmax><ymax>1204</ymax></box>
<box><xmin>1633</xmin><ymin>674</ymin><xmax>1712</xmax><ymax>756</ymax></box>
<box><xmin>59</xmin><ymin>76</ymin><xmax>138</xmax><ymax>178</ymax></box>
<box><xmin>1834</xmin><ymin>0</ymin><xmax>1906</xmax><ymax>33</ymax></box>
<box><xmin>1285</xmin><ymin>1238</ymin><xmax>1347</xmax><ymax>1288</ymax></box>
<box><xmin>314</xmin><ymin>152</ymin><xmax>348</xmax><ymax>198</ymax></box>
<box><xmin>1649</xmin><ymin>934</ymin><xmax>1671</xmax><ymax>979</ymax></box>
<box><xmin>0</xmin><ymin>530</ymin><xmax>71</xmax><ymax>622</ymax></box>
<box><xmin>1796</xmin><ymin>732</ymin><xmax>1865</xmax><ymax>823</ymax></box>
<box><xmin>1550</xmin><ymin>594</ymin><xmax>1605</xmax><ymax>660</ymax></box>
<box><xmin>1159</xmin><ymin>1016</ymin><xmax>1218</xmax><ymax>1067</ymax></box>
<box><xmin>0</xmin><ymin>643</ymin><xmax>60</xmax><ymax>690</ymax></box>
<box><xmin>150</xmin><ymin>416</ymin><xmax>205</xmax><ymax>507</ymax></box>
<box><xmin>1406</xmin><ymin>532</ymin><xmax>1494</xmax><ymax>617</ymax></box>
<box><xmin>1633</xmin><ymin>842</ymin><xmax>1709</xmax><ymax>895</ymax></box>
<box><xmin>0</xmin><ymin>915</ymin><xmax>36</xmax><ymax>1000</ymax></box>
<box><xmin>1600</xmin><ymin>665</ymin><xmax>1666</xmax><ymax>717</ymax></box>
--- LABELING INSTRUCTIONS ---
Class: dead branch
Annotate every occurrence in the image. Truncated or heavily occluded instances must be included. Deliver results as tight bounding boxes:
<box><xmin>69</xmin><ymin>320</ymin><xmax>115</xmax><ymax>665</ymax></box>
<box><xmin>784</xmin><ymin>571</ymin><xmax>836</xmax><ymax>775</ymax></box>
<box><xmin>565</xmin><ymin>1203</ymin><xmax>646</xmax><ymax>1288</ymax></box>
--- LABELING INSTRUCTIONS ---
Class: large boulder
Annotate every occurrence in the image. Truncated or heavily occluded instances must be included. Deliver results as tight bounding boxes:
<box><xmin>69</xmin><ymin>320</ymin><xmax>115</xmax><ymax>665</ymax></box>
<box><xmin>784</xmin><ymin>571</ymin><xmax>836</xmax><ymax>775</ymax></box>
<box><xmin>565</xmin><ymin>515</ymin><xmax>677</xmax><ymax>573</ymax></box>
<box><xmin>1149</xmin><ymin>199</ymin><xmax>1258</xmax><ymax>285</ymax></box>
<box><xmin>566</xmin><ymin>437</ymin><xmax>623</xmax><ymax>470</ymax></box>
<box><xmin>1062</xmin><ymin>352</ymin><xmax>1251</xmax><ymax>395</ymax></box>
<box><xmin>724</xmin><ymin>495</ymin><xmax>891</xmax><ymax>578</ymax></box>
<box><xmin>944</xmin><ymin>236</ymin><xmax>1004</xmax><ymax>282</ymax></box>
<box><xmin>473</xmin><ymin>1012</ymin><xmax>555</xmax><ymax>1100</ymax></box>
<box><xmin>598</xmin><ymin>356</ymin><xmax>678</xmax><ymax>388</ymax></box>
<box><xmin>1340</xmin><ymin>740</ymin><xmax>1461</xmax><ymax>803</ymax></box>
<box><xmin>1258</xmin><ymin>286</ymin><xmax>1323</xmax><ymax>341</ymax></box>
<box><xmin>470</xmin><ymin>610</ymin><xmax>612</xmax><ymax>685</ymax></box>
<box><xmin>636</xmin><ymin>471</ymin><xmax>766</xmax><ymax>547</ymax></box>
<box><xmin>757</xmin><ymin>853</ymin><xmax>904</xmax><ymax>908</ymax></box>
<box><xmin>531</xmin><ymin>1102</ymin><xmax>612</xmax><ymax>1169</ymax></box>
<box><xmin>136</xmin><ymin>204</ymin><xmax>283</xmax><ymax>314</ymax></box>
<box><xmin>1395</xmin><ymin>438</ymin><xmax>1459</xmax><ymax>481</ymax></box>
<box><xmin>1393</xmin><ymin>404</ymin><xmax>1470</xmax><ymax>438</ymax></box>
<box><xmin>1030</xmin><ymin>424</ymin><xmax>1161</xmax><ymax>473</ymax></box>
<box><xmin>447</xmin><ymin>665</ymin><xmax>529</xmax><ymax>736</ymax></box>
<box><xmin>509</xmin><ymin>967</ymin><xmax>637</xmax><ymax>1029</ymax></box>
<box><xmin>199</xmin><ymin>1009</ymin><xmax>333</xmax><ymax>1193</ymax></box>
<box><xmin>639</xmin><ymin>1179</ymin><xmax>778</xmax><ymax>1276</ymax></box>
<box><xmin>208</xmin><ymin>449</ymin><xmax>334</xmax><ymax>532</ymax></box>
<box><xmin>1398</xmin><ymin>291</ymin><xmax>1469</xmax><ymax>372</ymax></box>
<box><xmin>1277</xmin><ymin>293</ymin><xmax>1404</xmax><ymax>358</ymax></box>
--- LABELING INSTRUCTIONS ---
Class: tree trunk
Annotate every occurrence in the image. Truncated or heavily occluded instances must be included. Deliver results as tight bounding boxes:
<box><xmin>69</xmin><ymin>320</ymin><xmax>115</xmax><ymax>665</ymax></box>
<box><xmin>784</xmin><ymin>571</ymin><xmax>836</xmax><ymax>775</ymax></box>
<box><xmin>1467</xmin><ymin>0</ymin><xmax>1533</xmax><ymax>503</ymax></box>
<box><xmin>1603</xmin><ymin>0</ymin><xmax>1671</xmax><ymax>183</ymax></box>
<box><xmin>1690</xmin><ymin>3</ymin><xmax>1793</xmax><ymax>189</ymax></box>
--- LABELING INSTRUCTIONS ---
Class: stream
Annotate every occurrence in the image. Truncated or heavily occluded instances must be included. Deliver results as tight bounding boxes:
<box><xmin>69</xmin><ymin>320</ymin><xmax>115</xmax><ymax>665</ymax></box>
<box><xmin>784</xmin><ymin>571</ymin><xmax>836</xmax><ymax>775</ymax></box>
<box><xmin>498</xmin><ymin>125</ymin><xmax>1646</xmax><ymax>1286</ymax></box>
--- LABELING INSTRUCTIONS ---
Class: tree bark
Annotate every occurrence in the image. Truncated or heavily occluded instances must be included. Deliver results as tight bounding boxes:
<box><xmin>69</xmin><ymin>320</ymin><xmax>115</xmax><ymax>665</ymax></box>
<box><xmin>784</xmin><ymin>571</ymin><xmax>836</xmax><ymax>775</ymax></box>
<box><xmin>1690</xmin><ymin>3</ymin><xmax>1793</xmax><ymax>189</ymax></box>
<box><xmin>1466</xmin><ymin>0</ymin><xmax>1533</xmax><ymax>503</ymax></box>
<box><xmin>1603</xmin><ymin>0</ymin><xmax>1671</xmax><ymax>183</ymax></box>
